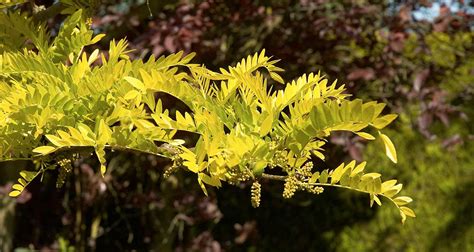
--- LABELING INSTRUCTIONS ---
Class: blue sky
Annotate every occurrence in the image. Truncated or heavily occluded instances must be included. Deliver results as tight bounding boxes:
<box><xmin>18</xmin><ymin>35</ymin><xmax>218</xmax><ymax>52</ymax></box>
<box><xmin>412</xmin><ymin>0</ymin><xmax>474</xmax><ymax>21</ymax></box>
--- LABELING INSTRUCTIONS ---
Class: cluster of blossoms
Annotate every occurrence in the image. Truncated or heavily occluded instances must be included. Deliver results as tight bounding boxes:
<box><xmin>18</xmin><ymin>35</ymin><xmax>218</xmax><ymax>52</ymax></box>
<box><xmin>251</xmin><ymin>181</ymin><xmax>261</xmax><ymax>208</ymax></box>
<box><xmin>56</xmin><ymin>158</ymin><xmax>72</xmax><ymax>189</ymax></box>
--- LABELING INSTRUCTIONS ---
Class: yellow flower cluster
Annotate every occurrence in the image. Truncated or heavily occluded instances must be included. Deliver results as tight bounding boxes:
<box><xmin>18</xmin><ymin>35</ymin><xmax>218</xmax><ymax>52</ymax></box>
<box><xmin>226</xmin><ymin>166</ymin><xmax>253</xmax><ymax>185</ymax></box>
<box><xmin>251</xmin><ymin>181</ymin><xmax>262</xmax><ymax>208</ymax></box>
<box><xmin>283</xmin><ymin>176</ymin><xmax>299</xmax><ymax>199</ymax></box>
<box><xmin>56</xmin><ymin>158</ymin><xmax>72</xmax><ymax>189</ymax></box>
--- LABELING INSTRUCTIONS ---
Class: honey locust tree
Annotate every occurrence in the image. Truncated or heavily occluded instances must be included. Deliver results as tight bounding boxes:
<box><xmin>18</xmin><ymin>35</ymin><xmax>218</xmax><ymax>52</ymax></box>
<box><xmin>0</xmin><ymin>1</ymin><xmax>415</xmax><ymax>224</ymax></box>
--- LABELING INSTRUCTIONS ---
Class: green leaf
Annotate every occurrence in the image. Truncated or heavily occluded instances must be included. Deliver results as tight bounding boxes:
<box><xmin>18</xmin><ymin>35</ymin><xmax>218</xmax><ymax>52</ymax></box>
<box><xmin>379</xmin><ymin>132</ymin><xmax>397</xmax><ymax>163</ymax></box>
<box><xmin>319</xmin><ymin>170</ymin><xmax>329</xmax><ymax>183</ymax></box>
<box><xmin>309</xmin><ymin>172</ymin><xmax>320</xmax><ymax>183</ymax></box>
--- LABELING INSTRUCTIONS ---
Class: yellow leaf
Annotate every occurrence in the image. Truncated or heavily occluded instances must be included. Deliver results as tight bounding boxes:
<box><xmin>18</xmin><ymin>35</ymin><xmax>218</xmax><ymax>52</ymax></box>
<box><xmin>197</xmin><ymin>176</ymin><xmax>208</xmax><ymax>196</ymax></box>
<box><xmin>199</xmin><ymin>173</ymin><xmax>221</xmax><ymax>187</ymax></box>
<box><xmin>379</xmin><ymin>132</ymin><xmax>397</xmax><ymax>163</ymax></box>
<box><xmin>134</xmin><ymin>119</ymin><xmax>155</xmax><ymax>129</ymax></box>
<box><xmin>124</xmin><ymin>90</ymin><xmax>140</xmax><ymax>100</ymax></box>
<box><xmin>45</xmin><ymin>134</ymin><xmax>66</xmax><ymax>147</ymax></box>
<box><xmin>184</xmin><ymin>161</ymin><xmax>200</xmax><ymax>173</ymax></box>
<box><xmin>259</xmin><ymin>113</ymin><xmax>273</xmax><ymax>136</ymax></box>
<box><xmin>309</xmin><ymin>172</ymin><xmax>320</xmax><ymax>183</ymax></box>
<box><xmin>355</xmin><ymin>132</ymin><xmax>375</xmax><ymax>140</ymax></box>
<box><xmin>32</xmin><ymin>146</ymin><xmax>56</xmax><ymax>155</ymax></box>
<box><xmin>12</xmin><ymin>184</ymin><xmax>24</xmax><ymax>191</ymax></box>
<box><xmin>97</xmin><ymin>119</ymin><xmax>112</xmax><ymax>145</ymax></box>
<box><xmin>124</xmin><ymin>76</ymin><xmax>145</xmax><ymax>91</ymax></box>
<box><xmin>373</xmin><ymin>194</ymin><xmax>382</xmax><ymax>206</ymax></box>
<box><xmin>91</xmin><ymin>34</ymin><xmax>105</xmax><ymax>44</ymax></box>
<box><xmin>383</xmin><ymin>184</ymin><xmax>403</xmax><ymax>197</ymax></box>
<box><xmin>9</xmin><ymin>190</ymin><xmax>21</xmax><ymax>197</ymax></box>
<box><xmin>18</xmin><ymin>178</ymin><xmax>27</xmax><ymax>186</ymax></box>
<box><xmin>381</xmin><ymin>179</ymin><xmax>398</xmax><ymax>193</ymax></box>
<box><xmin>372</xmin><ymin>114</ymin><xmax>398</xmax><ymax>129</ymax></box>
<box><xmin>400</xmin><ymin>211</ymin><xmax>407</xmax><ymax>224</ymax></box>
<box><xmin>361</xmin><ymin>172</ymin><xmax>381</xmax><ymax>180</ymax></box>
<box><xmin>400</xmin><ymin>206</ymin><xmax>416</xmax><ymax>218</ymax></box>
<box><xmin>253</xmin><ymin>161</ymin><xmax>267</xmax><ymax>176</ymax></box>
<box><xmin>20</xmin><ymin>171</ymin><xmax>37</xmax><ymax>181</ymax></box>
<box><xmin>169</xmin><ymin>139</ymin><xmax>185</xmax><ymax>146</ymax></box>
<box><xmin>270</xmin><ymin>72</ymin><xmax>284</xmax><ymax>84</ymax></box>
<box><xmin>350</xmin><ymin>161</ymin><xmax>366</xmax><ymax>177</ymax></box>
<box><xmin>100</xmin><ymin>164</ymin><xmax>107</xmax><ymax>177</ymax></box>
<box><xmin>393</xmin><ymin>196</ymin><xmax>413</xmax><ymax>206</ymax></box>
<box><xmin>67</xmin><ymin>127</ymin><xmax>85</xmax><ymax>143</ymax></box>
<box><xmin>88</xmin><ymin>49</ymin><xmax>100</xmax><ymax>65</ymax></box>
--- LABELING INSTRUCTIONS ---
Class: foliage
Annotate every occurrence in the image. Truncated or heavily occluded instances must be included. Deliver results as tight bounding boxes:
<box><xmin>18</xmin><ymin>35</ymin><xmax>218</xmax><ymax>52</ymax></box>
<box><xmin>3</xmin><ymin>0</ymin><xmax>473</xmax><ymax>251</ymax></box>
<box><xmin>0</xmin><ymin>1</ymin><xmax>415</xmax><ymax>229</ymax></box>
<box><xmin>86</xmin><ymin>0</ymin><xmax>473</xmax><ymax>251</ymax></box>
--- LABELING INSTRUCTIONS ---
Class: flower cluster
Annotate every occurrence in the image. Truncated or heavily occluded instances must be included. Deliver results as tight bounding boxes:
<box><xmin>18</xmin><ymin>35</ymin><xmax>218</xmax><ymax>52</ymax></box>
<box><xmin>56</xmin><ymin>158</ymin><xmax>72</xmax><ymax>189</ymax></box>
<box><xmin>251</xmin><ymin>181</ymin><xmax>262</xmax><ymax>208</ymax></box>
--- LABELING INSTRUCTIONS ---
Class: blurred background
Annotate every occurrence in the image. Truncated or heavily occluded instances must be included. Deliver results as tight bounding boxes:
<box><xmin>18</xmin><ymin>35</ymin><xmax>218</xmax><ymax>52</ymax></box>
<box><xmin>1</xmin><ymin>0</ymin><xmax>473</xmax><ymax>251</ymax></box>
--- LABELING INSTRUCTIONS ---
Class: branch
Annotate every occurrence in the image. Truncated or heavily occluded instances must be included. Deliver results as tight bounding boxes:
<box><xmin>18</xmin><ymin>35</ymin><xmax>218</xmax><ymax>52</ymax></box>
<box><xmin>261</xmin><ymin>173</ymin><xmax>286</xmax><ymax>181</ymax></box>
<box><xmin>0</xmin><ymin>144</ymin><xmax>173</xmax><ymax>163</ymax></box>
<box><xmin>261</xmin><ymin>172</ymin><xmax>401</xmax><ymax>210</ymax></box>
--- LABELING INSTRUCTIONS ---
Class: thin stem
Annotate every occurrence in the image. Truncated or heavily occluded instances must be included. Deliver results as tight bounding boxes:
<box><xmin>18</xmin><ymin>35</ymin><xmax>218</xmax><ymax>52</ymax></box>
<box><xmin>261</xmin><ymin>172</ymin><xmax>400</xmax><ymax>209</ymax></box>
<box><xmin>261</xmin><ymin>173</ymin><xmax>286</xmax><ymax>181</ymax></box>
<box><xmin>0</xmin><ymin>157</ymin><xmax>34</xmax><ymax>162</ymax></box>
<box><xmin>0</xmin><ymin>144</ymin><xmax>172</xmax><ymax>165</ymax></box>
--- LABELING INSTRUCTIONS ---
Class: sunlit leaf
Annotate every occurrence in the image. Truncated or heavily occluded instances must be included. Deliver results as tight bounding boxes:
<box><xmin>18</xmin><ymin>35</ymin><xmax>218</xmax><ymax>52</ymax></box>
<box><xmin>379</xmin><ymin>132</ymin><xmax>397</xmax><ymax>163</ymax></box>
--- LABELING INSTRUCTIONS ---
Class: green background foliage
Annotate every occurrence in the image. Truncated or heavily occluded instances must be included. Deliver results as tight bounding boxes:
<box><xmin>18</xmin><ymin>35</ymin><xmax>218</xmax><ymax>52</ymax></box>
<box><xmin>0</xmin><ymin>0</ymin><xmax>472</xmax><ymax>251</ymax></box>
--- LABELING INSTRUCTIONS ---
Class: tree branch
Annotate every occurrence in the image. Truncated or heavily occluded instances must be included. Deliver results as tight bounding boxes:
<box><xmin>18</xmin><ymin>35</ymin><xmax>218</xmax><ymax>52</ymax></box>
<box><xmin>261</xmin><ymin>173</ymin><xmax>286</xmax><ymax>181</ymax></box>
<box><xmin>0</xmin><ymin>144</ymin><xmax>173</xmax><ymax>163</ymax></box>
